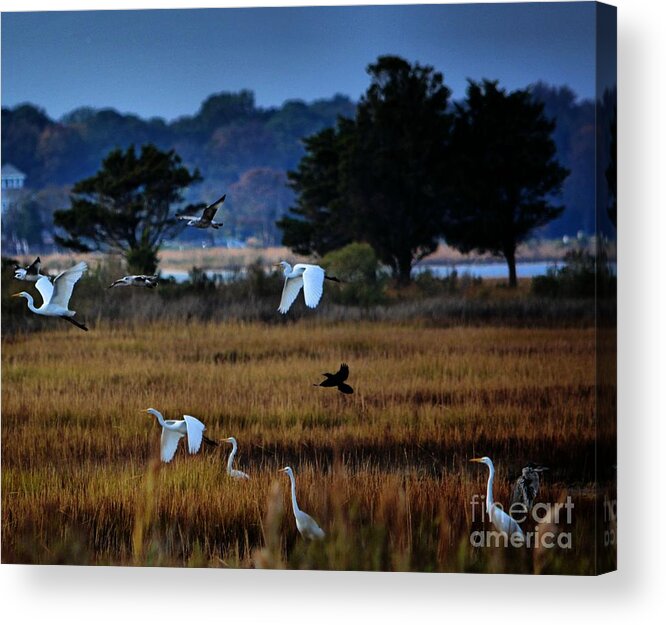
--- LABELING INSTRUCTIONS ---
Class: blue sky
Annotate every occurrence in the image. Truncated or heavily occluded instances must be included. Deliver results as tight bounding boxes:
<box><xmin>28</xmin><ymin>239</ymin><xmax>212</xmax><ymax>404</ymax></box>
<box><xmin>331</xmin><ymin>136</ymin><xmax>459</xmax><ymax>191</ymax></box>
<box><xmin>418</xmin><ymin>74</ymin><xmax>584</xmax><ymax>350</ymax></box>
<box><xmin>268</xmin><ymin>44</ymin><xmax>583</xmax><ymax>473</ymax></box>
<box><xmin>2</xmin><ymin>3</ymin><xmax>597</xmax><ymax>121</ymax></box>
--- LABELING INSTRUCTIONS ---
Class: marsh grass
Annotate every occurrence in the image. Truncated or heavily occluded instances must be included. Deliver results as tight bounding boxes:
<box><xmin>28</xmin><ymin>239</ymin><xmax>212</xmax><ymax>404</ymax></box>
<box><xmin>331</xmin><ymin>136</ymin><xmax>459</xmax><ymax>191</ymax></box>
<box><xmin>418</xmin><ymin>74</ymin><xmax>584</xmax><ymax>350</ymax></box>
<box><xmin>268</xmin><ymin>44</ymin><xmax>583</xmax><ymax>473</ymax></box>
<box><xmin>2</xmin><ymin>321</ymin><xmax>610</xmax><ymax>573</ymax></box>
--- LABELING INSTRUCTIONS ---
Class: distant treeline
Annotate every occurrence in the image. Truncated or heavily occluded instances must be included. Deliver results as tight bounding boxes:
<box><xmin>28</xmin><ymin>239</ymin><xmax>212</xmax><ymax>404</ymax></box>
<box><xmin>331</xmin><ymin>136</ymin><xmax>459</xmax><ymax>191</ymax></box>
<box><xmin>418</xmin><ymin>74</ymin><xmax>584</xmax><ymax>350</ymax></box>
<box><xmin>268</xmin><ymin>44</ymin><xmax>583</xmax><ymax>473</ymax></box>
<box><xmin>2</xmin><ymin>82</ymin><xmax>604</xmax><ymax>246</ymax></box>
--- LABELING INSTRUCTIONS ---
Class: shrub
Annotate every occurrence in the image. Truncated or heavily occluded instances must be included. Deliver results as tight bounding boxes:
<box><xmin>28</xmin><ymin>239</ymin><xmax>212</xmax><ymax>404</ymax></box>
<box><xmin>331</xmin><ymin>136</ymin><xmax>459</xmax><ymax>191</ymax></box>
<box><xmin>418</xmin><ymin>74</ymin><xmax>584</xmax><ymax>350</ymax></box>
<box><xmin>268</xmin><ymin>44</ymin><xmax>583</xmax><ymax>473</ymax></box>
<box><xmin>321</xmin><ymin>243</ymin><xmax>387</xmax><ymax>306</ymax></box>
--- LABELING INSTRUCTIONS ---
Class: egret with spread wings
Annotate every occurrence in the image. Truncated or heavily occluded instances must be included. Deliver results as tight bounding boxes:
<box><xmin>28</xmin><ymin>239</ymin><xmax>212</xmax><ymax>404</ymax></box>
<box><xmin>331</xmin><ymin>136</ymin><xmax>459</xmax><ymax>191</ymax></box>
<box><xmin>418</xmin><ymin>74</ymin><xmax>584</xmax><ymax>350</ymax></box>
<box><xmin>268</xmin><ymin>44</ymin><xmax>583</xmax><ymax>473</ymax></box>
<box><xmin>275</xmin><ymin>261</ymin><xmax>340</xmax><ymax>314</ymax></box>
<box><xmin>177</xmin><ymin>194</ymin><xmax>226</xmax><ymax>229</ymax></box>
<box><xmin>145</xmin><ymin>408</ymin><xmax>217</xmax><ymax>463</ymax></box>
<box><xmin>12</xmin><ymin>261</ymin><xmax>89</xmax><ymax>331</ymax></box>
<box><xmin>315</xmin><ymin>363</ymin><xmax>354</xmax><ymax>394</ymax></box>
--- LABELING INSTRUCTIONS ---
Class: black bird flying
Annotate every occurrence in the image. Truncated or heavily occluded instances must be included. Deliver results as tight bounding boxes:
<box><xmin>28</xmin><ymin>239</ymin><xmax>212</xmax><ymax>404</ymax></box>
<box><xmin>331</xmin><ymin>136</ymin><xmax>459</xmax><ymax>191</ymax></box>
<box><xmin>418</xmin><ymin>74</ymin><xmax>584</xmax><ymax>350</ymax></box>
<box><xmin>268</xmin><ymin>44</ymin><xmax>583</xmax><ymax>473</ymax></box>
<box><xmin>315</xmin><ymin>363</ymin><xmax>353</xmax><ymax>394</ymax></box>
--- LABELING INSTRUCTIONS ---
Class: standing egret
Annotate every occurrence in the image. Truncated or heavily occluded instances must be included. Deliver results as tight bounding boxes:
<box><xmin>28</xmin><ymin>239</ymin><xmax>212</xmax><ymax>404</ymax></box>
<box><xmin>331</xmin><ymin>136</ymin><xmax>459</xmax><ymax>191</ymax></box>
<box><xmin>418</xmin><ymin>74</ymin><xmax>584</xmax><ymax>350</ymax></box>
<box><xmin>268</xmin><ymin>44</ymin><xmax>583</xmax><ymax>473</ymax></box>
<box><xmin>12</xmin><ymin>261</ymin><xmax>89</xmax><ymax>331</ymax></box>
<box><xmin>314</xmin><ymin>363</ymin><xmax>354</xmax><ymax>394</ymax></box>
<box><xmin>108</xmin><ymin>275</ymin><xmax>158</xmax><ymax>289</ymax></box>
<box><xmin>177</xmin><ymin>194</ymin><xmax>226</xmax><ymax>229</ymax></box>
<box><xmin>223</xmin><ymin>437</ymin><xmax>250</xmax><ymax>479</ymax></box>
<box><xmin>279</xmin><ymin>467</ymin><xmax>325</xmax><ymax>540</ymax></box>
<box><xmin>275</xmin><ymin>261</ymin><xmax>340</xmax><ymax>314</ymax></box>
<box><xmin>470</xmin><ymin>456</ymin><xmax>524</xmax><ymax>539</ymax></box>
<box><xmin>145</xmin><ymin>408</ymin><xmax>217</xmax><ymax>463</ymax></box>
<box><xmin>14</xmin><ymin>256</ymin><xmax>46</xmax><ymax>282</ymax></box>
<box><xmin>510</xmin><ymin>463</ymin><xmax>548</xmax><ymax>512</ymax></box>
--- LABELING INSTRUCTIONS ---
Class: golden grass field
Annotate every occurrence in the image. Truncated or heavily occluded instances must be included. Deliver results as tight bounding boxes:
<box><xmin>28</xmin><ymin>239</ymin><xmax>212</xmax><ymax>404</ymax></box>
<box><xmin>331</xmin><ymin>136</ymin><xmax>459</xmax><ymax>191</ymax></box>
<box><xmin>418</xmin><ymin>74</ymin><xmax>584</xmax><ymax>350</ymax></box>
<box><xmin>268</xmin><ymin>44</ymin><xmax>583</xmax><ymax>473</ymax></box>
<box><xmin>1</xmin><ymin>319</ymin><xmax>611</xmax><ymax>573</ymax></box>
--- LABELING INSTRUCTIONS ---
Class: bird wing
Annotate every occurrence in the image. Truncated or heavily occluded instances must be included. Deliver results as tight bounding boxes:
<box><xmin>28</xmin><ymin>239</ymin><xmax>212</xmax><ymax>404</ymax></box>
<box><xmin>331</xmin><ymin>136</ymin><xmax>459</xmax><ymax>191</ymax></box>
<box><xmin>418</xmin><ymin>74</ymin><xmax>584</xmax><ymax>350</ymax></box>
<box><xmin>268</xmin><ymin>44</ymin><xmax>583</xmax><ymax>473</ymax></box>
<box><xmin>177</xmin><ymin>215</ymin><xmax>197</xmax><ymax>221</ymax></box>
<box><xmin>35</xmin><ymin>276</ymin><xmax>55</xmax><ymax>306</ymax></box>
<box><xmin>301</xmin><ymin>265</ymin><xmax>325</xmax><ymax>308</ymax></box>
<box><xmin>50</xmin><ymin>261</ymin><xmax>87</xmax><ymax>309</ymax></box>
<box><xmin>27</xmin><ymin>256</ymin><xmax>41</xmax><ymax>275</ymax></box>
<box><xmin>183</xmin><ymin>415</ymin><xmax>206</xmax><ymax>454</ymax></box>
<box><xmin>201</xmin><ymin>194</ymin><xmax>226</xmax><ymax>223</ymax></box>
<box><xmin>337</xmin><ymin>383</ymin><xmax>354</xmax><ymax>394</ymax></box>
<box><xmin>278</xmin><ymin>275</ymin><xmax>304</xmax><ymax>314</ymax></box>
<box><xmin>160</xmin><ymin>428</ymin><xmax>184</xmax><ymax>463</ymax></box>
<box><xmin>336</xmin><ymin>363</ymin><xmax>350</xmax><ymax>382</ymax></box>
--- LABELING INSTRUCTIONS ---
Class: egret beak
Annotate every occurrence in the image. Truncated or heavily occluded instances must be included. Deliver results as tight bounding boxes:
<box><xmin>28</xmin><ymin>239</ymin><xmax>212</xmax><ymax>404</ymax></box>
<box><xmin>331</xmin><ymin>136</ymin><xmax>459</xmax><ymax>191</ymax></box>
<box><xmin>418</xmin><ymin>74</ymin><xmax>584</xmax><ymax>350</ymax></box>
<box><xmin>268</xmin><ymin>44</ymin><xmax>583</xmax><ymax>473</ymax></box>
<box><xmin>469</xmin><ymin>458</ymin><xmax>483</xmax><ymax>463</ymax></box>
<box><xmin>278</xmin><ymin>468</ymin><xmax>287</xmax><ymax>473</ymax></box>
<box><xmin>273</xmin><ymin>263</ymin><xmax>282</xmax><ymax>268</ymax></box>
<box><xmin>11</xmin><ymin>293</ymin><xmax>22</xmax><ymax>298</ymax></box>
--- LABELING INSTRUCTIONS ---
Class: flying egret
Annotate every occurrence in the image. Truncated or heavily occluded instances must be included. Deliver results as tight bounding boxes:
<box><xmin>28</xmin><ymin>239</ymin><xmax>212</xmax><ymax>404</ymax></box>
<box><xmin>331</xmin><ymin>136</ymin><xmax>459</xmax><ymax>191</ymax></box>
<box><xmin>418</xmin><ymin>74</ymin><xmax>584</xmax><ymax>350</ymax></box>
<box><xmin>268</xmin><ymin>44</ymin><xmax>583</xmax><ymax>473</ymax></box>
<box><xmin>177</xmin><ymin>194</ymin><xmax>226</xmax><ymax>229</ymax></box>
<box><xmin>470</xmin><ymin>456</ymin><xmax>524</xmax><ymax>539</ymax></box>
<box><xmin>223</xmin><ymin>437</ymin><xmax>250</xmax><ymax>479</ymax></box>
<box><xmin>12</xmin><ymin>261</ymin><xmax>89</xmax><ymax>331</ymax></box>
<box><xmin>145</xmin><ymin>408</ymin><xmax>217</xmax><ymax>463</ymax></box>
<box><xmin>279</xmin><ymin>467</ymin><xmax>325</xmax><ymax>540</ymax></box>
<box><xmin>275</xmin><ymin>261</ymin><xmax>340</xmax><ymax>314</ymax></box>
<box><xmin>14</xmin><ymin>256</ymin><xmax>47</xmax><ymax>282</ymax></box>
<box><xmin>108</xmin><ymin>275</ymin><xmax>158</xmax><ymax>289</ymax></box>
<box><xmin>315</xmin><ymin>363</ymin><xmax>354</xmax><ymax>394</ymax></box>
<box><xmin>510</xmin><ymin>463</ymin><xmax>548</xmax><ymax>512</ymax></box>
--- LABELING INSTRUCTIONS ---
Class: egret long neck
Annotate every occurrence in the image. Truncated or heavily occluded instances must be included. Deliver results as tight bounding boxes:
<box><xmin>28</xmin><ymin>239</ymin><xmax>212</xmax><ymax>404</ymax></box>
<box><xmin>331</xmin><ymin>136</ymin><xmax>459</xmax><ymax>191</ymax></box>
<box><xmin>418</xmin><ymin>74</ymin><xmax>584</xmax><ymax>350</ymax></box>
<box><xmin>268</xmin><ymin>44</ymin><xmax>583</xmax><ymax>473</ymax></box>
<box><xmin>24</xmin><ymin>293</ymin><xmax>39</xmax><ymax>313</ymax></box>
<box><xmin>150</xmin><ymin>409</ymin><xmax>167</xmax><ymax>427</ymax></box>
<box><xmin>288</xmin><ymin>472</ymin><xmax>300</xmax><ymax>514</ymax></box>
<box><xmin>486</xmin><ymin>463</ymin><xmax>495</xmax><ymax>519</ymax></box>
<box><xmin>227</xmin><ymin>442</ymin><xmax>238</xmax><ymax>474</ymax></box>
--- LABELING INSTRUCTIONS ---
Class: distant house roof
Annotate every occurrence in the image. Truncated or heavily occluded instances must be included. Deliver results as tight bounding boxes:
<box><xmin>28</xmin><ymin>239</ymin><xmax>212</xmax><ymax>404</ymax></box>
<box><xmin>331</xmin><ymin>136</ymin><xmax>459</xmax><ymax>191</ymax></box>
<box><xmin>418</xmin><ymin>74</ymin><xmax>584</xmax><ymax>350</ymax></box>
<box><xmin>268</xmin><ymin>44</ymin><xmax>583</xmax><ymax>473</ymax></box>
<box><xmin>1</xmin><ymin>163</ymin><xmax>26</xmax><ymax>178</ymax></box>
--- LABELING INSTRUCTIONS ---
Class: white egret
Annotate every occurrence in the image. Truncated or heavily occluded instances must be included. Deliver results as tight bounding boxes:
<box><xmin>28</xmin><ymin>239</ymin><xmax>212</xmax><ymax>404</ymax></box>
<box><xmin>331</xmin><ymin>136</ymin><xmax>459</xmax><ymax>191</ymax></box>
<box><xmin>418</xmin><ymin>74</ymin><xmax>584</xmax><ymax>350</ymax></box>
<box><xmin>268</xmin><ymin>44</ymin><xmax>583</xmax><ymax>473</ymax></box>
<box><xmin>12</xmin><ymin>261</ymin><xmax>89</xmax><ymax>331</ymax></box>
<box><xmin>275</xmin><ymin>261</ymin><xmax>340</xmax><ymax>314</ymax></box>
<box><xmin>145</xmin><ymin>408</ymin><xmax>216</xmax><ymax>463</ymax></box>
<box><xmin>177</xmin><ymin>194</ymin><xmax>225</xmax><ymax>229</ymax></box>
<box><xmin>14</xmin><ymin>256</ymin><xmax>46</xmax><ymax>282</ymax></box>
<box><xmin>223</xmin><ymin>437</ymin><xmax>250</xmax><ymax>479</ymax></box>
<box><xmin>108</xmin><ymin>275</ymin><xmax>158</xmax><ymax>289</ymax></box>
<box><xmin>279</xmin><ymin>466</ymin><xmax>325</xmax><ymax>540</ymax></box>
<box><xmin>510</xmin><ymin>463</ymin><xmax>548</xmax><ymax>512</ymax></box>
<box><xmin>470</xmin><ymin>456</ymin><xmax>524</xmax><ymax>539</ymax></box>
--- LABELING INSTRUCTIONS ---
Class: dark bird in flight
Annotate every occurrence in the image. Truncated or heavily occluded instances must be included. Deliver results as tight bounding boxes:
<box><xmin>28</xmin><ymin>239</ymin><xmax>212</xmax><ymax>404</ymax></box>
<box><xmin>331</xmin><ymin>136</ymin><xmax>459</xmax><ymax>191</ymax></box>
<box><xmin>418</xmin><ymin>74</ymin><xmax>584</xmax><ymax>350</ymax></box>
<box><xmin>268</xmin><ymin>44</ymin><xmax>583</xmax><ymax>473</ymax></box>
<box><xmin>315</xmin><ymin>363</ymin><xmax>354</xmax><ymax>394</ymax></box>
<box><xmin>14</xmin><ymin>256</ymin><xmax>47</xmax><ymax>282</ymax></box>
<box><xmin>108</xmin><ymin>275</ymin><xmax>159</xmax><ymax>289</ymax></box>
<box><xmin>510</xmin><ymin>463</ymin><xmax>549</xmax><ymax>512</ymax></box>
<box><xmin>177</xmin><ymin>194</ymin><xmax>226</xmax><ymax>229</ymax></box>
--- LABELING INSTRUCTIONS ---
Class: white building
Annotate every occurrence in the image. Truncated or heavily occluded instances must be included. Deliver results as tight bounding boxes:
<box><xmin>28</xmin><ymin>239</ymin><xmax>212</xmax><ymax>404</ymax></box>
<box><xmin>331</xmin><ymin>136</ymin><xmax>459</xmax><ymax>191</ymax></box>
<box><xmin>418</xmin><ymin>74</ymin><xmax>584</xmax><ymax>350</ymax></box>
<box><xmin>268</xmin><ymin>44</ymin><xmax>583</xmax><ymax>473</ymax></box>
<box><xmin>1</xmin><ymin>163</ymin><xmax>27</xmax><ymax>212</ymax></box>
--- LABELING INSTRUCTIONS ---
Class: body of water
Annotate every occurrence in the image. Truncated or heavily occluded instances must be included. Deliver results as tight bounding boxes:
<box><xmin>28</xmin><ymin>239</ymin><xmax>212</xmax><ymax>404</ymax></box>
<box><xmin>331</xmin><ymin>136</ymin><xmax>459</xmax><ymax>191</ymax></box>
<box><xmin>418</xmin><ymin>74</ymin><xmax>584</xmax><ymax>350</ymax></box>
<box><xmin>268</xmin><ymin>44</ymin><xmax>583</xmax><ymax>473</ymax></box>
<box><xmin>161</xmin><ymin>260</ymin><xmax>562</xmax><ymax>284</ymax></box>
<box><xmin>414</xmin><ymin>260</ymin><xmax>562</xmax><ymax>280</ymax></box>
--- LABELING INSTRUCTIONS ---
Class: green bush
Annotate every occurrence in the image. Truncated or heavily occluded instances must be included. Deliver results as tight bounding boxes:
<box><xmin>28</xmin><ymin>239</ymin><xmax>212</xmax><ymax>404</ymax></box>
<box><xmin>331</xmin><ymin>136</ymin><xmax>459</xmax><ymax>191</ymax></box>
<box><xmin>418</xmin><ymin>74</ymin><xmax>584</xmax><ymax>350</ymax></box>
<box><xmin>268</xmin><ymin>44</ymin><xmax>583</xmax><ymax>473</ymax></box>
<box><xmin>531</xmin><ymin>249</ymin><xmax>614</xmax><ymax>298</ymax></box>
<box><xmin>321</xmin><ymin>242</ymin><xmax>387</xmax><ymax>306</ymax></box>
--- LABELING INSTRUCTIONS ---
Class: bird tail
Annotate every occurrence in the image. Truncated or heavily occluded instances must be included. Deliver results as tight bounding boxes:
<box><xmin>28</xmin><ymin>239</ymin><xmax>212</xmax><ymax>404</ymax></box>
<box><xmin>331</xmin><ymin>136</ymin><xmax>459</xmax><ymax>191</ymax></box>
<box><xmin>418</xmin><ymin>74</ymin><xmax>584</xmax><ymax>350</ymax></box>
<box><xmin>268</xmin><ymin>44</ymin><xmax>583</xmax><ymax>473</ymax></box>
<box><xmin>62</xmin><ymin>316</ymin><xmax>89</xmax><ymax>331</ymax></box>
<box><xmin>324</xmin><ymin>275</ymin><xmax>343</xmax><ymax>283</ymax></box>
<box><xmin>337</xmin><ymin>383</ymin><xmax>354</xmax><ymax>394</ymax></box>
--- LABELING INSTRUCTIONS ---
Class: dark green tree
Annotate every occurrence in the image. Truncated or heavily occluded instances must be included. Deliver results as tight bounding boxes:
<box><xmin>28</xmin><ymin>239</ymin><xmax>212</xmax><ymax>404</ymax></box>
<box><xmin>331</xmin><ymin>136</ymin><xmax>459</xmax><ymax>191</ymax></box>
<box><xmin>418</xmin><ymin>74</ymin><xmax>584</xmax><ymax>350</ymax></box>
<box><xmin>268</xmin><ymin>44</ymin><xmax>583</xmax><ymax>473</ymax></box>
<box><xmin>345</xmin><ymin>56</ymin><xmax>452</xmax><ymax>285</ymax></box>
<box><xmin>54</xmin><ymin>144</ymin><xmax>201</xmax><ymax>274</ymax></box>
<box><xmin>444</xmin><ymin>80</ymin><xmax>569</xmax><ymax>287</ymax></box>
<box><xmin>279</xmin><ymin>56</ymin><xmax>452</xmax><ymax>285</ymax></box>
<box><xmin>277</xmin><ymin>122</ymin><xmax>356</xmax><ymax>256</ymax></box>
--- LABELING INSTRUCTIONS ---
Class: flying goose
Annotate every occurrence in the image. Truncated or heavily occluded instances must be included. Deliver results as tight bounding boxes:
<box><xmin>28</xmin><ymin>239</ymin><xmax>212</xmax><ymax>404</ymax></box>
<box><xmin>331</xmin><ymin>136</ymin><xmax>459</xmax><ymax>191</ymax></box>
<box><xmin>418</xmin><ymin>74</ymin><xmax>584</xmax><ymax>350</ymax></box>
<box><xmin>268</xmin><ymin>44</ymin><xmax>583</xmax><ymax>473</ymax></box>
<box><xmin>177</xmin><ymin>194</ymin><xmax>226</xmax><ymax>229</ymax></box>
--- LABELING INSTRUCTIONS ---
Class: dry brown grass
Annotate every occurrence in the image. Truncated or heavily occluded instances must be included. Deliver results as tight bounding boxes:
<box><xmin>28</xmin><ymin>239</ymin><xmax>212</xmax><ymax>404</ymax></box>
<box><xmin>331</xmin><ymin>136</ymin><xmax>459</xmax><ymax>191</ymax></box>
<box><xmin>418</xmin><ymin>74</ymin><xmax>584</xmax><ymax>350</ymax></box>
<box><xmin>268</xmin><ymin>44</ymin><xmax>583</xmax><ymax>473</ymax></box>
<box><xmin>1</xmin><ymin>320</ymin><xmax>609</xmax><ymax>572</ymax></box>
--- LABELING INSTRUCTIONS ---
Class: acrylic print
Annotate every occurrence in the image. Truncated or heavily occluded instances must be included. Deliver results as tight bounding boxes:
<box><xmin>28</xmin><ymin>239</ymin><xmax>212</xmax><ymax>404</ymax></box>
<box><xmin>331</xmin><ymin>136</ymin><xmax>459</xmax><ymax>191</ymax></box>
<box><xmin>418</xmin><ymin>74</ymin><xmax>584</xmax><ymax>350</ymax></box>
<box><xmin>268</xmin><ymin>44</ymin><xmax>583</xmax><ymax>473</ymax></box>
<box><xmin>1</xmin><ymin>2</ymin><xmax>617</xmax><ymax>574</ymax></box>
